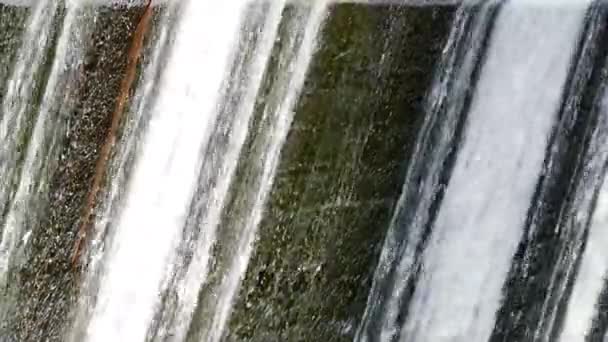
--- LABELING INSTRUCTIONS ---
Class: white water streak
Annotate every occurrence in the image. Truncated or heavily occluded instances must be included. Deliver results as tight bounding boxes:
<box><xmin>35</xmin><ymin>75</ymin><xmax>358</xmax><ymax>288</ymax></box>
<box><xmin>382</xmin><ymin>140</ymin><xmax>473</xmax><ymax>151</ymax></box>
<box><xmin>354</xmin><ymin>2</ymin><xmax>494</xmax><ymax>340</ymax></box>
<box><xmin>165</xmin><ymin>2</ymin><xmax>287</xmax><ymax>341</ymax></box>
<box><xmin>559</xmin><ymin>163</ymin><xmax>608</xmax><ymax>342</ymax></box>
<box><xmin>83</xmin><ymin>2</ymin><xmax>247</xmax><ymax>341</ymax></box>
<box><xmin>0</xmin><ymin>0</ymin><xmax>86</xmax><ymax>286</ymax></box>
<box><xmin>400</xmin><ymin>2</ymin><xmax>589</xmax><ymax>341</ymax></box>
<box><xmin>68</xmin><ymin>7</ymin><xmax>175</xmax><ymax>341</ymax></box>
<box><xmin>0</xmin><ymin>1</ymin><xmax>56</xmax><ymax>263</ymax></box>
<box><xmin>203</xmin><ymin>2</ymin><xmax>329</xmax><ymax>341</ymax></box>
<box><xmin>559</xmin><ymin>95</ymin><xmax>608</xmax><ymax>342</ymax></box>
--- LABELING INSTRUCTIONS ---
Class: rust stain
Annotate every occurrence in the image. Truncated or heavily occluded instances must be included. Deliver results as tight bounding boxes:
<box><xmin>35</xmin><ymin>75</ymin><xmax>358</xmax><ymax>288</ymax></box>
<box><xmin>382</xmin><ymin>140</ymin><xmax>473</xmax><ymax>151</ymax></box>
<box><xmin>71</xmin><ymin>0</ymin><xmax>154</xmax><ymax>266</ymax></box>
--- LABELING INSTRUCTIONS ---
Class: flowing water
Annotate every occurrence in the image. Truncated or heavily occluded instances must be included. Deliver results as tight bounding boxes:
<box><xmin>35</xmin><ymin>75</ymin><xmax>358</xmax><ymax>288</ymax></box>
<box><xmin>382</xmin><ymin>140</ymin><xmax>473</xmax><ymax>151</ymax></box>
<box><xmin>4</xmin><ymin>0</ymin><xmax>608</xmax><ymax>341</ymax></box>
<box><xmin>81</xmin><ymin>2</ymin><xmax>268</xmax><ymax>340</ymax></box>
<box><xmin>354</xmin><ymin>2</ymin><xmax>498</xmax><ymax>339</ymax></box>
<box><xmin>558</xmin><ymin>96</ymin><xmax>608</xmax><ymax>342</ymax></box>
<box><xmin>357</xmin><ymin>0</ymin><xmax>593</xmax><ymax>341</ymax></box>
<box><xmin>164</xmin><ymin>3</ymin><xmax>329</xmax><ymax>341</ymax></box>
<box><xmin>0</xmin><ymin>0</ymin><xmax>90</xmax><ymax>315</ymax></box>
<box><xmin>72</xmin><ymin>1</ymin><xmax>329</xmax><ymax>341</ymax></box>
<box><xmin>400</xmin><ymin>2</ymin><xmax>588</xmax><ymax>340</ymax></box>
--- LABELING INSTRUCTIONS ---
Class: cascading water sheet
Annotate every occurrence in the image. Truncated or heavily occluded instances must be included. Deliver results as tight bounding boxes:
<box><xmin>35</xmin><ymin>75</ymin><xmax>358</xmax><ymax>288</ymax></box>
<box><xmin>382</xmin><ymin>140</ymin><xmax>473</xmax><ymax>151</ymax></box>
<box><xmin>186</xmin><ymin>3</ymin><xmax>330</xmax><ymax>341</ymax></box>
<box><xmin>68</xmin><ymin>4</ymin><xmax>176</xmax><ymax>341</ymax></box>
<box><xmin>5</xmin><ymin>0</ymin><xmax>607</xmax><ymax>341</ymax></box>
<box><xmin>559</xmin><ymin>162</ymin><xmax>608</xmax><ymax>341</ymax></box>
<box><xmin>74</xmin><ymin>0</ymin><xmax>330</xmax><ymax>341</ymax></box>
<box><xmin>559</xmin><ymin>92</ymin><xmax>608</xmax><ymax>342</ymax></box>
<box><xmin>157</xmin><ymin>3</ymin><xmax>289</xmax><ymax>340</ymax></box>
<box><xmin>399</xmin><ymin>1</ymin><xmax>590</xmax><ymax>341</ymax></box>
<box><xmin>0</xmin><ymin>1</ymin><xmax>59</xmax><ymax>278</ymax></box>
<box><xmin>354</xmin><ymin>2</ymin><xmax>497</xmax><ymax>340</ymax></box>
<box><xmin>82</xmin><ymin>2</ymin><xmax>250</xmax><ymax>341</ymax></box>
<box><xmin>0</xmin><ymin>1</ymin><xmax>55</xmax><ymax>195</ymax></box>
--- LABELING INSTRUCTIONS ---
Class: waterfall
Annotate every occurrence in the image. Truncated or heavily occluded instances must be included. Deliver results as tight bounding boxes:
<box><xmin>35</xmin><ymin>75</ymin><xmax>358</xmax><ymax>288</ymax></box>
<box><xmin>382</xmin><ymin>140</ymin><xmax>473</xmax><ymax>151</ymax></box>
<box><xmin>558</xmin><ymin>25</ymin><xmax>608</xmax><ymax>339</ymax></box>
<box><xmin>559</xmin><ymin>95</ymin><xmax>608</xmax><ymax>341</ymax></box>
<box><xmin>357</xmin><ymin>0</ymin><xmax>591</xmax><ymax>341</ymax></box>
<box><xmin>178</xmin><ymin>3</ymin><xmax>329</xmax><ymax>341</ymax></box>
<box><xmin>68</xmin><ymin>3</ymin><xmax>177</xmax><ymax>340</ymax></box>
<box><xmin>353</xmin><ymin>3</ymin><xmax>489</xmax><ymax>341</ymax></box>
<box><xmin>0</xmin><ymin>1</ymin><xmax>59</xmax><ymax>282</ymax></box>
<box><xmin>400</xmin><ymin>1</ymin><xmax>588</xmax><ymax>340</ymax></box>
<box><xmin>354</xmin><ymin>1</ymin><xmax>498</xmax><ymax>340</ymax></box>
<box><xmin>0</xmin><ymin>1</ymin><xmax>56</xmax><ymax>218</ymax></box>
<box><xmin>0</xmin><ymin>0</ymin><xmax>89</xmax><ymax>311</ymax></box>
<box><xmin>76</xmin><ymin>1</ymin><xmax>328</xmax><ymax>341</ymax></box>
<box><xmin>5</xmin><ymin>0</ymin><xmax>608</xmax><ymax>341</ymax></box>
<box><xmin>81</xmin><ymin>2</ymin><xmax>250</xmax><ymax>340</ymax></box>
<box><xmin>157</xmin><ymin>3</ymin><xmax>289</xmax><ymax>339</ymax></box>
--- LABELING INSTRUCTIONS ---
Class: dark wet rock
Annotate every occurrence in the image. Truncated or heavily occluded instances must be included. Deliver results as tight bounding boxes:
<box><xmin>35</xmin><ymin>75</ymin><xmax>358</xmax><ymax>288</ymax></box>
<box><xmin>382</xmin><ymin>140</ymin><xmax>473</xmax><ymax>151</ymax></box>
<box><xmin>225</xmin><ymin>4</ymin><xmax>455</xmax><ymax>342</ymax></box>
<box><xmin>3</xmin><ymin>6</ymin><xmax>148</xmax><ymax>341</ymax></box>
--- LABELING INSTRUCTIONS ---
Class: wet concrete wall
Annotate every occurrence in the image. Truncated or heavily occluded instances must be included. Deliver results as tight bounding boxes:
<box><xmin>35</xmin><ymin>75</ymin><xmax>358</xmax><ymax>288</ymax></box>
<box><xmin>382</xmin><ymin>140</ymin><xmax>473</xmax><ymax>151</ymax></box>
<box><xmin>225</xmin><ymin>4</ymin><xmax>455</xmax><ymax>341</ymax></box>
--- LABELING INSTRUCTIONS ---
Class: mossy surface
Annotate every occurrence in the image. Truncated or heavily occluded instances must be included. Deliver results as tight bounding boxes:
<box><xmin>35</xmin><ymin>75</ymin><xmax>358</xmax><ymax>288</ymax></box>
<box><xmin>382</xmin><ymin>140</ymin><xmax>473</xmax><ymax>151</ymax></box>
<box><xmin>226</xmin><ymin>4</ymin><xmax>455</xmax><ymax>342</ymax></box>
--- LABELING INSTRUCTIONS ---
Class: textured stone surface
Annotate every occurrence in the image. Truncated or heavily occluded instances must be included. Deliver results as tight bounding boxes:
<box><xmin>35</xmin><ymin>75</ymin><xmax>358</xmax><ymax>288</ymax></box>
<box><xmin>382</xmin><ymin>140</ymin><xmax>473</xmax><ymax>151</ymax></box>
<box><xmin>225</xmin><ymin>4</ymin><xmax>455</xmax><ymax>341</ymax></box>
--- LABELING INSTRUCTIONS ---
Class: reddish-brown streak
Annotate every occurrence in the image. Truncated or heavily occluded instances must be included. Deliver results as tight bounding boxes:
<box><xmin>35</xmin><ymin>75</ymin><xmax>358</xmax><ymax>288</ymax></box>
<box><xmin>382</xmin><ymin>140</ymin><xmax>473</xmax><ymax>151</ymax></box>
<box><xmin>71</xmin><ymin>0</ymin><xmax>154</xmax><ymax>267</ymax></box>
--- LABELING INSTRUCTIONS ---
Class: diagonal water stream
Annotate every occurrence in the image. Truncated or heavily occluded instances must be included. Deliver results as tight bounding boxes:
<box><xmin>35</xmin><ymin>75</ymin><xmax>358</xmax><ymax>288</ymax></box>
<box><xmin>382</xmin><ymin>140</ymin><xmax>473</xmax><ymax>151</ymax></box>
<box><xmin>82</xmin><ymin>2</ymin><xmax>253</xmax><ymax>341</ymax></box>
<box><xmin>399</xmin><ymin>1</ymin><xmax>590</xmax><ymax>341</ymax></box>
<box><xmin>192</xmin><ymin>2</ymin><xmax>329</xmax><ymax>341</ymax></box>
<box><xmin>67</xmin><ymin>4</ymin><xmax>178</xmax><ymax>341</ymax></box>
<box><xmin>0</xmin><ymin>0</ymin><xmax>90</xmax><ymax>300</ymax></box>
<box><xmin>354</xmin><ymin>1</ymin><xmax>498</xmax><ymax>340</ymax></box>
